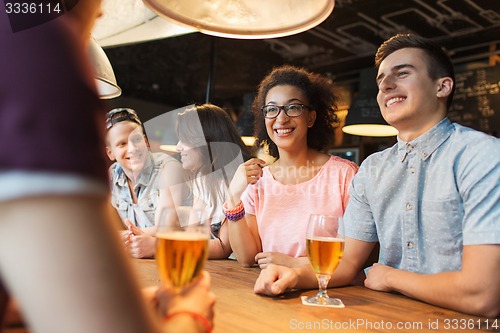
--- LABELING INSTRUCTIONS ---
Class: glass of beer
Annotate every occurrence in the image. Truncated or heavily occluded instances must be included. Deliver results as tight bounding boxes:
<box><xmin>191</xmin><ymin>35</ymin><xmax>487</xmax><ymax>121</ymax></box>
<box><xmin>155</xmin><ymin>208</ymin><xmax>210</xmax><ymax>289</ymax></box>
<box><xmin>305</xmin><ymin>214</ymin><xmax>344</xmax><ymax>306</ymax></box>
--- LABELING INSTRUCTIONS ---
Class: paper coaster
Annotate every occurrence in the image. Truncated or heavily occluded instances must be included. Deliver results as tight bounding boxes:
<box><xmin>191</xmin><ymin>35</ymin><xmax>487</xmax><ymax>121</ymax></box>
<box><xmin>301</xmin><ymin>296</ymin><xmax>345</xmax><ymax>308</ymax></box>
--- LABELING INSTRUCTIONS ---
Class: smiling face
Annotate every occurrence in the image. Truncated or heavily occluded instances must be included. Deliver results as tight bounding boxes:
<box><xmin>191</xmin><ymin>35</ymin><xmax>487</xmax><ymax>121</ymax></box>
<box><xmin>176</xmin><ymin>140</ymin><xmax>204</xmax><ymax>172</ymax></box>
<box><xmin>264</xmin><ymin>85</ymin><xmax>316</xmax><ymax>154</ymax></box>
<box><xmin>376</xmin><ymin>48</ymin><xmax>452</xmax><ymax>140</ymax></box>
<box><xmin>105</xmin><ymin>122</ymin><xmax>149</xmax><ymax>177</ymax></box>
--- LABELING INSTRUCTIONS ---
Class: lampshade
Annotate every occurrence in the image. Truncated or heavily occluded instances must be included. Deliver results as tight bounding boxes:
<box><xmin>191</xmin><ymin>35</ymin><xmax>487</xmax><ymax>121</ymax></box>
<box><xmin>342</xmin><ymin>101</ymin><xmax>398</xmax><ymax>137</ymax></box>
<box><xmin>342</xmin><ymin>68</ymin><xmax>397</xmax><ymax>137</ymax></box>
<box><xmin>235</xmin><ymin>93</ymin><xmax>257</xmax><ymax>147</ymax></box>
<box><xmin>142</xmin><ymin>0</ymin><xmax>335</xmax><ymax>39</ymax></box>
<box><xmin>92</xmin><ymin>0</ymin><xmax>195</xmax><ymax>47</ymax></box>
<box><xmin>88</xmin><ymin>38</ymin><xmax>121</xmax><ymax>99</ymax></box>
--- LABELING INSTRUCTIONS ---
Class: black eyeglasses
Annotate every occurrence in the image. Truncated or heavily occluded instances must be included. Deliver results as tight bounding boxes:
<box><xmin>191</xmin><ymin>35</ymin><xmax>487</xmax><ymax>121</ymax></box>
<box><xmin>261</xmin><ymin>103</ymin><xmax>311</xmax><ymax>119</ymax></box>
<box><xmin>105</xmin><ymin>108</ymin><xmax>142</xmax><ymax>130</ymax></box>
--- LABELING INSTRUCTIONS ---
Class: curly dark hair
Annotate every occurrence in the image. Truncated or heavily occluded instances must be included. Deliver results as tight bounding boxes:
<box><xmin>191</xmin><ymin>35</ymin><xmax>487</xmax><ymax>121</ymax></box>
<box><xmin>252</xmin><ymin>65</ymin><xmax>340</xmax><ymax>158</ymax></box>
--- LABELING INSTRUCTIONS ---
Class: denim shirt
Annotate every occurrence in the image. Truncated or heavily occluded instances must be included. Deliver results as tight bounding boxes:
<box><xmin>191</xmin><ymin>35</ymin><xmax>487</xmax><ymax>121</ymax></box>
<box><xmin>344</xmin><ymin>118</ymin><xmax>500</xmax><ymax>274</ymax></box>
<box><xmin>110</xmin><ymin>152</ymin><xmax>172</xmax><ymax>228</ymax></box>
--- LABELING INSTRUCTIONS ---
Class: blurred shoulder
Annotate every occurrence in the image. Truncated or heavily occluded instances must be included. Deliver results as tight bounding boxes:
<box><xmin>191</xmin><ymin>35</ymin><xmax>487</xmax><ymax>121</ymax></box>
<box><xmin>327</xmin><ymin>155</ymin><xmax>359</xmax><ymax>172</ymax></box>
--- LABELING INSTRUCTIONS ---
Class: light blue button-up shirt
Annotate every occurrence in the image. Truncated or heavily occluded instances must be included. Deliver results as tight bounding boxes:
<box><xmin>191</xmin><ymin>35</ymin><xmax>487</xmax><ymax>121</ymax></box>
<box><xmin>344</xmin><ymin>118</ymin><xmax>500</xmax><ymax>274</ymax></box>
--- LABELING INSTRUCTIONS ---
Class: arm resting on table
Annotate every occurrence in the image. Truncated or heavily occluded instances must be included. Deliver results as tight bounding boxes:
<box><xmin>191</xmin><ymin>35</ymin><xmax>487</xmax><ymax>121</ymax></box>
<box><xmin>254</xmin><ymin>238</ymin><xmax>376</xmax><ymax>295</ymax></box>
<box><xmin>365</xmin><ymin>244</ymin><xmax>500</xmax><ymax>318</ymax></box>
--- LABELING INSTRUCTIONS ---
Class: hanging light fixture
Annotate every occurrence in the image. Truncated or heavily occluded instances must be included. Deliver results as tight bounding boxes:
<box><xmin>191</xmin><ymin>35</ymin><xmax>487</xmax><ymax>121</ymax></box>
<box><xmin>342</xmin><ymin>102</ymin><xmax>398</xmax><ymax>137</ymax></box>
<box><xmin>235</xmin><ymin>93</ymin><xmax>257</xmax><ymax>147</ymax></box>
<box><xmin>142</xmin><ymin>0</ymin><xmax>335</xmax><ymax>39</ymax></box>
<box><xmin>92</xmin><ymin>0</ymin><xmax>195</xmax><ymax>47</ymax></box>
<box><xmin>88</xmin><ymin>37</ymin><xmax>122</xmax><ymax>99</ymax></box>
<box><xmin>342</xmin><ymin>68</ymin><xmax>398</xmax><ymax>137</ymax></box>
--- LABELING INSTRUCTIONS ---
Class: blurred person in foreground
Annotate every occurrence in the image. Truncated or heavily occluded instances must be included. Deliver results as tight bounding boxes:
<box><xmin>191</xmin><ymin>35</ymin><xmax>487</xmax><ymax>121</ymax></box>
<box><xmin>0</xmin><ymin>1</ymin><xmax>215</xmax><ymax>332</ymax></box>
<box><xmin>254</xmin><ymin>34</ymin><xmax>500</xmax><ymax>318</ymax></box>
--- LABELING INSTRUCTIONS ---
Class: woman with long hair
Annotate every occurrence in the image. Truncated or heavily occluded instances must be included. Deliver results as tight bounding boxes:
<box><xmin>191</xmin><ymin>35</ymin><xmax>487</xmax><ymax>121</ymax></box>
<box><xmin>176</xmin><ymin>103</ymin><xmax>254</xmax><ymax>259</ymax></box>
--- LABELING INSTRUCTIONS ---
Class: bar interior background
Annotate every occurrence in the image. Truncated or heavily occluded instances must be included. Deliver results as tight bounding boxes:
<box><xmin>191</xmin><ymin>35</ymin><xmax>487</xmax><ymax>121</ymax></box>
<box><xmin>93</xmin><ymin>0</ymin><xmax>500</xmax><ymax>163</ymax></box>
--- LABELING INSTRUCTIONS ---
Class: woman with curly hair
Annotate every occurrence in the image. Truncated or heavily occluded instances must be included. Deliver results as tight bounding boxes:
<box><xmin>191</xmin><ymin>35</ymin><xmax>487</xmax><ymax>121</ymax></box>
<box><xmin>226</xmin><ymin>65</ymin><xmax>358</xmax><ymax>268</ymax></box>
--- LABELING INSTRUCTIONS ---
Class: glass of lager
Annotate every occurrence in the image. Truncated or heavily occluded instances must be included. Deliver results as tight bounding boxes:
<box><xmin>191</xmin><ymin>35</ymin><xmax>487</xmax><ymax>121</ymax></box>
<box><xmin>155</xmin><ymin>208</ymin><xmax>210</xmax><ymax>289</ymax></box>
<box><xmin>304</xmin><ymin>214</ymin><xmax>344</xmax><ymax>306</ymax></box>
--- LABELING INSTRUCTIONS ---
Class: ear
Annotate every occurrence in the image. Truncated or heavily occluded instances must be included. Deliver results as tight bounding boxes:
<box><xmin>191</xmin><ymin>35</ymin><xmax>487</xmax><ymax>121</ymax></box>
<box><xmin>105</xmin><ymin>146</ymin><xmax>115</xmax><ymax>161</ymax></box>
<box><xmin>307</xmin><ymin>110</ymin><xmax>317</xmax><ymax>128</ymax></box>
<box><xmin>436</xmin><ymin>77</ymin><xmax>453</xmax><ymax>98</ymax></box>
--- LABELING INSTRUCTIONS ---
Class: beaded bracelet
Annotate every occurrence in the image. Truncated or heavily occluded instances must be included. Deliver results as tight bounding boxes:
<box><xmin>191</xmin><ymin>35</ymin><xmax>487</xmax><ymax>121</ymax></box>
<box><xmin>164</xmin><ymin>310</ymin><xmax>213</xmax><ymax>333</ymax></box>
<box><xmin>223</xmin><ymin>201</ymin><xmax>245</xmax><ymax>222</ymax></box>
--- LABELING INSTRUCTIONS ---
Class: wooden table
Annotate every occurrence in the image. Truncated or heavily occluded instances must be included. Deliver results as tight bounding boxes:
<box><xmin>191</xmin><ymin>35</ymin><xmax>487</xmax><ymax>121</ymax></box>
<box><xmin>2</xmin><ymin>259</ymin><xmax>497</xmax><ymax>333</ymax></box>
<box><xmin>134</xmin><ymin>259</ymin><xmax>498</xmax><ymax>333</ymax></box>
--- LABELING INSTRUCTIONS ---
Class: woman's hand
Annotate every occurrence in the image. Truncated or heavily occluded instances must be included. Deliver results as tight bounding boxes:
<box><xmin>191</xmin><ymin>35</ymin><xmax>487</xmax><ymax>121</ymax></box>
<box><xmin>255</xmin><ymin>252</ymin><xmax>309</xmax><ymax>269</ymax></box>
<box><xmin>228</xmin><ymin>158</ymin><xmax>266</xmax><ymax>205</ymax></box>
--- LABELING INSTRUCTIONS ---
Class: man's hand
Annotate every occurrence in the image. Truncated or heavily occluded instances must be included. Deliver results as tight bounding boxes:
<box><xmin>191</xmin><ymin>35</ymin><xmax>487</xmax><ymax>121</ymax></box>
<box><xmin>254</xmin><ymin>264</ymin><xmax>299</xmax><ymax>296</ymax></box>
<box><xmin>364</xmin><ymin>263</ymin><xmax>394</xmax><ymax>292</ymax></box>
<box><xmin>124</xmin><ymin>220</ymin><xmax>155</xmax><ymax>258</ymax></box>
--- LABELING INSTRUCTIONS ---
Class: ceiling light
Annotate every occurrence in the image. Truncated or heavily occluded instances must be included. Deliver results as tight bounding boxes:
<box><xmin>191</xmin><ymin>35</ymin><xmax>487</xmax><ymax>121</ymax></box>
<box><xmin>92</xmin><ymin>0</ymin><xmax>195</xmax><ymax>47</ymax></box>
<box><xmin>241</xmin><ymin>136</ymin><xmax>257</xmax><ymax>147</ymax></box>
<box><xmin>342</xmin><ymin>123</ymin><xmax>398</xmax><ymax>137</ymax></box>
<box><xmin>342</xmin><ymin>68</ymin><xmax>397</xmax><ymax>137</ymax></box>
<box><xmin>235</xmin><ymin>94</ymin><xmax>257</xmax><ymax>147</ymax></box>
<box><xmin>88</xmin><ymin>37</ymin><xmax>121</xmax><ymax>99</ymax></box>
<box><xmin>342</xmin><ymin>99</ymin><xmax>398</xmax><ymax>137</ymax></box>
<box><xmin>142</xmin><ymin>0</ymin><xmax>335</xmax><ymax>39</ymax></box>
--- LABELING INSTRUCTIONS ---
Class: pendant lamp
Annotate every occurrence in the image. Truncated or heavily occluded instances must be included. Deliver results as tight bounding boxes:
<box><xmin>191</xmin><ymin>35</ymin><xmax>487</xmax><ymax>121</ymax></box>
<box><xmin>88</xmin><ymin>37</ymin><xmax>122</xmax><ymax>99</ymax></box>
<box><xmin>92</xmin><ymin>0</ymin><xmax>195</xmax><ymax>47</ymax></box>
<box><xmin>142</xmin><ymin>0</ymin><xmax>335</xmax><ymax>39</ymax></box>
<box><xmin>342</xmin><ymin>68</ymin><xmax>397</xmax><ymax>137</ymax></box>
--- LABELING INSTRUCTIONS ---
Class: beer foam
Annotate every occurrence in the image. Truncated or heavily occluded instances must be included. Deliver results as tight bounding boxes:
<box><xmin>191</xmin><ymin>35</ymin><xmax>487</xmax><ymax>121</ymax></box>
<box><xmin>156</xmin><ymin>231</ymin><xmax>209</xmax><ymax>241</ymax></box>
<box><xmin>307</xmin><ymin>236</ymin><xmax>344</xmax><ymax>242</ymax></box>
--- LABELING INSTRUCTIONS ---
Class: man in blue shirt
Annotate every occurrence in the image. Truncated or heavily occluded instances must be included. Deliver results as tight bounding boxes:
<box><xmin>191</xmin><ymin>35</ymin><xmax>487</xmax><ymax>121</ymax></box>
<box><xmin>253</xmin><ymin>34</ymin><xmax>500</xmax><ymax>318</ymax></box>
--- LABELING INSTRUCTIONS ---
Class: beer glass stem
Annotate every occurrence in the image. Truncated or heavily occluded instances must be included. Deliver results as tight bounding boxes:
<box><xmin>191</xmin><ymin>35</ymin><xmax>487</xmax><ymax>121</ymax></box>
<box><xmin>315</xmin><ymin>274</ymin><xmax>331</xmax><ymax>302</ymax></box>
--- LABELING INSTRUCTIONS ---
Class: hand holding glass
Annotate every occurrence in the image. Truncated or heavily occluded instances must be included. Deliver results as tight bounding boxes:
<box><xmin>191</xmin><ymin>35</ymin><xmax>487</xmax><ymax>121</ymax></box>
<box><xmin>155</xmin><ymin>208</ymin><xmax>210</xmax><ymax>289</ymax></box>
<box><xmin>305</xmin><ymin>214</ymin><xmax>344</xmax><ymax>306</ymax></box>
